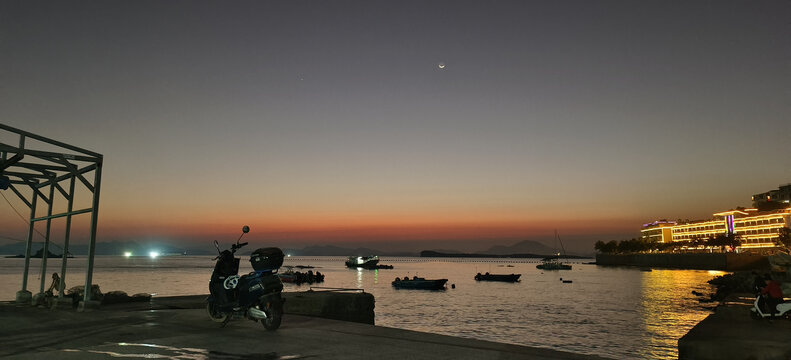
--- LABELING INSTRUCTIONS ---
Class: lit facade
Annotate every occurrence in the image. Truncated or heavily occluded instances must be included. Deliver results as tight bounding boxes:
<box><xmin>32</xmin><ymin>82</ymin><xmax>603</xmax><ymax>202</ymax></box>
<box><xmin>752</xmin><ymin>183</ymin><xmax>791</xmax><ymax>207</ymax></box>
<box><xmin>640</xmin><ymin>221</ymin><xmax>675</xmax><ymax>243</ymax></box>
<box><xmin>641</xmin><ymin>208</ymin><xmax>791</xmax><ymax>249</ymax></box>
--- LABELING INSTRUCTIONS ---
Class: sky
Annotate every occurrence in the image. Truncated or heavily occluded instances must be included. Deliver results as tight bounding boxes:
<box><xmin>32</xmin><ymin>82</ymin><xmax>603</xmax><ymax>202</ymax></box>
<box><xmin>1</xmin><ymin>1</ymin><xmax>789</xmax><ymax>253</ymax></box>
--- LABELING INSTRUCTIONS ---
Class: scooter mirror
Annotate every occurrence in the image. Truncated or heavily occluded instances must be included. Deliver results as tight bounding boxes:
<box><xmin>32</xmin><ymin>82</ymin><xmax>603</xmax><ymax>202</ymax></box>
<box><xmin>214</xmin><ymin>240</ymin><xmax>221</xmax><ymax>253</ymax></box>
<box><xmin>242</xmin><ymin>225</ymin><xmax>250</xmax><ymax>234</ymax></box>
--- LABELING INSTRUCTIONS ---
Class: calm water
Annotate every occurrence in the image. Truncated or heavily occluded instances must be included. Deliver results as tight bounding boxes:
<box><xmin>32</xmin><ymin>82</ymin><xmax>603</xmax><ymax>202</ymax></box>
<box><xmin>0</xmin><ymin>255</ymin><xmax>720</xmax><ymax>360</ymax></box>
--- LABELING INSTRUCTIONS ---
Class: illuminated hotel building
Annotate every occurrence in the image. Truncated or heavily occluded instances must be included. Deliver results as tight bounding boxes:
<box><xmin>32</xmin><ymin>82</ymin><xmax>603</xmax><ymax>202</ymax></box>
<box><xmin>641</xmin><ymin>207</ymin><xmax>791</xmax><ymax>249</ymax></box>
<box><xmin>752</xmin><ymin>183</ymin><xmax>791</xmax><ymax>207</ymax></box>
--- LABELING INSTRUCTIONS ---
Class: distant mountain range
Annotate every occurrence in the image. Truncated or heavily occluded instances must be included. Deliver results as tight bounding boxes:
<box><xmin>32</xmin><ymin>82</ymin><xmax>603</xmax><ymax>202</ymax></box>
<box><xmin>281</xmin><ymin>245</ymin><xmax>416</xmax><ymax>257</ymax></box>
<box><xmin>481</xmin><ymin>240</ymin><xmax>559</xmax><ymax>256</ymax></box>
<box><xmin>0</xmin><ymin>239</ymin><xmax>593</xmax><ymax>258</ymax></box>
<box><xmin>0</xmin><ymin>241</ymin><xmax>213</xmax><ymax>257</ymax></box>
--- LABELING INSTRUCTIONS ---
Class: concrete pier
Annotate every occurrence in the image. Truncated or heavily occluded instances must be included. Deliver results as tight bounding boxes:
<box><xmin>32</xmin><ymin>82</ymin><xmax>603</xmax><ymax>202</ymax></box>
<box><xmin>0</xmin><ymin>293</ymin><xmax>611</xmax><ymax>360</ymax></box>
<box><xmin>678</xmin><ymin>294</ymin><xmax>791</xmax><ymax>360</ymax></box>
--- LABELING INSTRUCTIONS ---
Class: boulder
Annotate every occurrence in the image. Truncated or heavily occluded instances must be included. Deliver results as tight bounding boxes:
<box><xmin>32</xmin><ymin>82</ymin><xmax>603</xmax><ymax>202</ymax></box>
<box><xmin>768</xmin><ymin>252</ymin><xmax>791</xmax><ymax>273</ymax></box>
<box><xmin>66</xmin><ymin>285</ymin><xmax>103</xmax><ymax>302</ymax></box>
<box><xmin>101</xmin><ymin>291</ymin><xmax>130</xmax><ymax>305</ymax></box>
<box><xmin>130</xmin><ymin>293</ymin><xmax>152</xmax><ymax>302</ymax></box>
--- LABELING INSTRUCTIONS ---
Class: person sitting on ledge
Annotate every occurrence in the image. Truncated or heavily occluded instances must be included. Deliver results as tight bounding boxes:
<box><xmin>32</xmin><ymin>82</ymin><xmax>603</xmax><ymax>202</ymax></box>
<box><xmin>46</xmin><ymin>272</ymin><xmax>62</xmax><ymax>296</ymax></box>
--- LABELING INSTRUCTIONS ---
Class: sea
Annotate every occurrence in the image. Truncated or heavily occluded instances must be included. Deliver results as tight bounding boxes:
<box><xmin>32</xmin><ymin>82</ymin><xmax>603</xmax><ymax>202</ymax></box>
<box><xmin>0</xmin><ymin>255</ymin><xmax>721</xmax><ymax>360</ymax></box>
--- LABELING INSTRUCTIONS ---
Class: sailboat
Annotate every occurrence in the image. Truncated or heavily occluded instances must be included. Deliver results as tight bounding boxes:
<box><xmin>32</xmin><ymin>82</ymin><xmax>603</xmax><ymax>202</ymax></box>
<box><xmin>536</xmin><ymin>230</ymin><xmax>572</xmax><ymax>270</ymax></box>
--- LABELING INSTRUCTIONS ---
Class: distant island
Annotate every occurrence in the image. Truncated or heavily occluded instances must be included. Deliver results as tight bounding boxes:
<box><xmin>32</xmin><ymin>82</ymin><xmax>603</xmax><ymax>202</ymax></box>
<box><xmin>420</xmin><ymin>250</ymin><xmax>591</xmax><ymax>259</ymax></box>
<box><xmin>5</xmin><ymin>248</ymin><xmax>72</xmax><ymax>259</ymax></box>
<box><xmin>0</xmin><ymin>239</ymin><xmax>595</xmax><ymax>258</ymax></box>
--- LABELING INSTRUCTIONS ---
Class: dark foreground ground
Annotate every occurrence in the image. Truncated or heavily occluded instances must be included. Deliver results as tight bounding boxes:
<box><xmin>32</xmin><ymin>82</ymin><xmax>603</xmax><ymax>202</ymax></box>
<box><xmin>679</xmin><ymin>293</ymin><xmax>791</xmax><ymax>360</ymax></box>
<box><xmin>0</xmin><ymin>295</ymin><xmax>611</xmax><ymax>360</ymax></box>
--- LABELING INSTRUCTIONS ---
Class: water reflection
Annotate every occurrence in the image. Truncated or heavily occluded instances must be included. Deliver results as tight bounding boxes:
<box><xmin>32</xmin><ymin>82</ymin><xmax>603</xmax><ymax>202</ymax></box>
<box><xmin>638</xmin><ymin>270</ymin><xmax>715</xmax><ymax>359</ymax></box>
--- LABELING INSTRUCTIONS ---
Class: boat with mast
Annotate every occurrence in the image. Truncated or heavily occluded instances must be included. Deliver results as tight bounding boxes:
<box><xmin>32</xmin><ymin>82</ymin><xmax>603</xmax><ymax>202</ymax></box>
<box><xmin>536</xmin><ymin>230</ymin><xmax>572</xmax><ymax>270</ymax></box>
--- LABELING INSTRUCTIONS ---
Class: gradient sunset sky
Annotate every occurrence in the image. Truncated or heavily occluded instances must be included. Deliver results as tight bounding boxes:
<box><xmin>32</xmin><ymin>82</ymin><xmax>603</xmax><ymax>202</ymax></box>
<box><xmin>1</xmin><ymin>1</ymin><xmax>789</xmax><ymax>253</ymax></box>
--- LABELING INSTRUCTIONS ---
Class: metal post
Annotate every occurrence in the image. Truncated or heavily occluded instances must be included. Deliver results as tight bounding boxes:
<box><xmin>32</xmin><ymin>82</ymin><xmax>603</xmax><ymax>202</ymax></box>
<box><xmin>83</xmin><ymin>162</ymin><xmax>102</xmax><ymax>303</ymax></box>
<box><xmin>21</xmin><ymin>189</ymin><xmax>38</xmax><ymax>293</ymax></box>
<box><xmin>59</xmin><ymin>176</ymin><xmax>75</xmax><ymax>299</ymax></box>
<box><xmin>39</xmin><ymin>182</ymin><xmax>55</xmax><ymax>294</ymax></box>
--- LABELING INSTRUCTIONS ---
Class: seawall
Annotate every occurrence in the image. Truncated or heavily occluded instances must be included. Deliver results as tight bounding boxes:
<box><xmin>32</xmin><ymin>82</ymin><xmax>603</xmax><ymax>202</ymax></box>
<box><xmin>136</xmin><ymin>291</ymin><xmax>376</xmax><ymax>324</ymax></box>
<box><xmin>595</xmin><ymin>253</ymin><xmax>768</xmax><ymax>271</ymax></box>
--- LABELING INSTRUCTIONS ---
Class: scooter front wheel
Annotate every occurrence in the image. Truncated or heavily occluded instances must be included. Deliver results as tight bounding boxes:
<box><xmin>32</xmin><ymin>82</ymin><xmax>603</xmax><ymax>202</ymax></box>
<box><xmin>261</xmin><ymin>302</ymin><xmax>282</xmax><ymax>331</ymax></box>
<box><xmin>207</xmin><ymin>301</ymin><xmax>229</xmax><ymax>323</ymax></box>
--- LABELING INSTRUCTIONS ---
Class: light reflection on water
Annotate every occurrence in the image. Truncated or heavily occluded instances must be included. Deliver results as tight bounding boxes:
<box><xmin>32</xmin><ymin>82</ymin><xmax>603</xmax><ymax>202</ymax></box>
<box><xmin>0</xmin><ymin>256</ymin><xmax>716</xmax><ymax>360</ymax></box>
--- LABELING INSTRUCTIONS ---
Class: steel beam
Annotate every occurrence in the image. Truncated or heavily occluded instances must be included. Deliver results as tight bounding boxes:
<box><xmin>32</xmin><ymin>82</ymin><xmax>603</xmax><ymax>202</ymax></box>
<box><xmin>39</xmin><ymin>183</ymin><xmax>55</xmax><ymax>294</ymax></box>
<box><xmin>7</xmin><ymin>183</ymin><xmax>31</xmax><ymax>208</ymax></box>
<box><xmin>59</xmin><ymin>176</ymin><xmax>76</xmax><ymax>299</ymax></box>
<box><xmin>0</xmin><ymin>123</ymin><xmax>101</xmax><ymax>158</ymax></box>
<box><xmin>0</xmin><ymin>144</ymin><xmax>99</xmax><ymax>163</ymax></box>
<box><xmin>83</xmin><ymin>162</ymin><xmax>102</xmax><ymax>302</ymax></box>
<box><xmin>31</xmin><ymin>207</ymin><xmax>93</xmax><ymax>222</ymax></box>
<box><xmin>20</xmin><ymin>191</ymin><xmax>37</xmax><ymax>293</ymax></box>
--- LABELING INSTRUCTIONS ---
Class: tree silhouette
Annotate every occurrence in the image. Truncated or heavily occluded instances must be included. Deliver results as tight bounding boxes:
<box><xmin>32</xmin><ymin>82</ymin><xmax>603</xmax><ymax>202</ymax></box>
<box><xmin>775</xmin><ymin>227</ymin><xmax>791</xmax><ymax>250</ymax></box>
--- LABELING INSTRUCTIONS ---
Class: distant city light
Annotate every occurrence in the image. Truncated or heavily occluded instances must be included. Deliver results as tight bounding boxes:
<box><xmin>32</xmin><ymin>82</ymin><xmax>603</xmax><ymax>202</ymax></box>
<box><xmin>149</xmin><ymin>251</ymin><xmax>160</xmax><ymax>259</ymax></box>
<box><xmin>124</xmin><ymin>252</ymin><xmax>132</xmax><ymax>258</ymax></box>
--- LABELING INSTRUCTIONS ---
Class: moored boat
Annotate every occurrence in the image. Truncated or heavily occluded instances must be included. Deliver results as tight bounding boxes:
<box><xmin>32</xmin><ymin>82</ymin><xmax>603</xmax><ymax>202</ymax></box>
<box><xmin>536</xmin><ymin>230</ymin><xmax>572</xmax><ymax>270</ymax></box>
<box><xmin>536</xmin><ymin>257</ymin><xmax>572</xmax><ymax>270</ymax></box>
<box><xmin>474</xmin><ymin>272</ymin><xmax>521</xmax><ymax>282</ymax></box>
<box><xmin>392</xmin><ymin>277</ymin><xmax>447</xmax><ymax>290</ymax></box>
<box><xmin>278</xmin><ymin>266</ymin><xmax>325</xmax><ymax>284</ymax></box>
<box><xmin>345</xmin><ymin>256</ymin><xmax>379</xmax><ymax>269</ymax></box>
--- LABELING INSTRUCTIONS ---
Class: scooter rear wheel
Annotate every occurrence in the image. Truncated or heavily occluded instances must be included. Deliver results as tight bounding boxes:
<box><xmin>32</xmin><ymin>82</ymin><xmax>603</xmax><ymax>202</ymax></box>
<box><xmin>261</xmin><ymin>302</ymin><xmax>282</xmax><ymax>331</ymax></box>
<box><xmin>207</xmin><ymin>302</ymin><xmax>229</xmax><ymax>323</ymax></box>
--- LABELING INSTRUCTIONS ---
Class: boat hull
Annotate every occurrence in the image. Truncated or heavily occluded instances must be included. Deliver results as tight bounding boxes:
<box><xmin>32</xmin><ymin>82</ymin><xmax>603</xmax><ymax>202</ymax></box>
<box><xmin>536</xmin><ymin>263</ymin><xmax>572</xmax><ymax>270</ymax></box>
<box><xmin>392</xmin><ymin>278</ymin><xmax>447</xmax><ymax>290</ymax></box>
<box><xmin>474</xmin><ymin>273</ymin><xmax>521</xmax><ymax>282</ymax></box>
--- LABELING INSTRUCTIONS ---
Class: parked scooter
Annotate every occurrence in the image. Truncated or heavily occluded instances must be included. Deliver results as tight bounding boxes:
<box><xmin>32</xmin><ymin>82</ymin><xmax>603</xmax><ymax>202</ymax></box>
<box><xmin>206</xmin><ymin>226</ymin><xmax>285</xmax><ymax>330</ymax></box>
<box><xmin>750</xmin><ymin>294</ymin><xmax>791</xmax><ymax>320</ymax></box>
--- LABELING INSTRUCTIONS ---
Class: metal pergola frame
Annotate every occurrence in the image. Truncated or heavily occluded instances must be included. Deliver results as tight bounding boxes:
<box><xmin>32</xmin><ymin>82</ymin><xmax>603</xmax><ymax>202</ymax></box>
<box><xmin>0</xmin><ymin>123</ymin><xmax>103</xmax><ymax>305</ymax></box>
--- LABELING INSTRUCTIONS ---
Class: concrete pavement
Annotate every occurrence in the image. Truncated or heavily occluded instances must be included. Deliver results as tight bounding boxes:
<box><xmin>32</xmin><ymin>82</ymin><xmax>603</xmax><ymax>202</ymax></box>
<box><xmin>0</xmin><ymin>297</ymin><xmax>611</xmax><ymax>360</ymax></box>
<box><xmin>678</xmin><ymin>293</ymin><xmax>791</xmax><ymax>360</ymax></box>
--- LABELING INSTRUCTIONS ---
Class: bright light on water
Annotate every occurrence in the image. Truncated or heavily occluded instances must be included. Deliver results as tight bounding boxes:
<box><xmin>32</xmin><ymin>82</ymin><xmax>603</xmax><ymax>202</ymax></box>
<box><xmin>149</xmin><ymin>251</ymin><xmax>159</xmax><ymax>259</ymax></box>
<box><xmin>123</xmin><ymin>252</ymin><xmax>132</xmax><ymax>258</ymax></box>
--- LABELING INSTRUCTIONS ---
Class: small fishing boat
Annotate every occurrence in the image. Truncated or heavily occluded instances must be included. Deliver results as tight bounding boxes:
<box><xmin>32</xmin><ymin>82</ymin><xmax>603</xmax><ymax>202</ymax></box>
<box><xmin>474</xmin><ymin>272</ymin><xmax>521</xmax><ymax>282</ymax></box>
<box><xmin>278</xmin><ymin>266</ymin><xmax>325</xmax><ymax>284</ymax></box>
<box><xmin>392</xmin><ymin>277</ymin><xmax>447</xmax><ymax>290</ymax></box>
